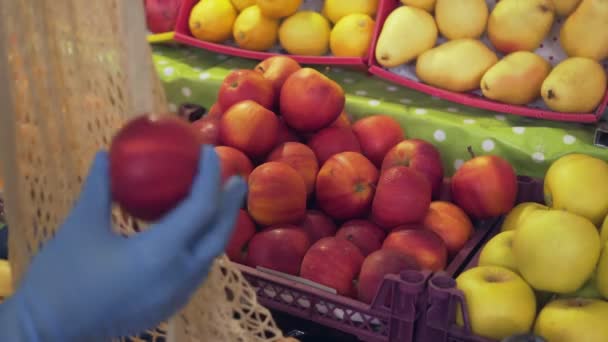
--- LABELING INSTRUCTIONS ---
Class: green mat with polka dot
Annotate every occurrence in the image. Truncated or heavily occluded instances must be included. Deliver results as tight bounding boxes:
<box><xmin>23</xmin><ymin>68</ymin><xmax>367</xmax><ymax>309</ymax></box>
<box><xmin>152</xmin><ymin>45</ymin><xmax>608</xmax><ymax>179</ymax></box>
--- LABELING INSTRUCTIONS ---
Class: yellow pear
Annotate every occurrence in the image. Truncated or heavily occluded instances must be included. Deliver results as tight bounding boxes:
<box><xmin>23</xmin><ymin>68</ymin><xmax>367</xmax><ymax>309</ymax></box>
<box><xmin>435</xmin><ymin>0</ymin><xmax>488</xmax><ymax>40</ymax></box>
<box><xmin>481</xmin><ymin>52</ymin><xmax>552</xmax><ymax>105</ymax></box>
<box><xmin>375</xmin><ymin>6</ymin><xmax>437</xmax><ymax>67</ymax></box>
<box><xmin>601</xmin><ymin>215</ymin><xmax>608</xmax><ymax>246</ymax></box>
<box><xmin>560</xmin><ymin>0</ymin><xmax>608</xmax><ymax>61</ymax></box>
<box><xmin>478</xmin><ymin>231</ymin><xmax>518</xmax><ymax>273</ymax></box>
<box><xmin>501</xmin><ymin>202</ymin><xmax>549</xmax><ymax>232</ymax></box>
<box><xmin>401</xmin><ymin>0</ymin><xmax>436</xmax><ymax>12</ymax></box>
<box><xmin>554</xmin><ymin>0</ymin><xmax>582</xmax><ymax>16</ymax></box>
<box><xmin>487</xmin><ymin>0</ymin><xmax>555</xmax><ymax>54</ymax></box>
<box><xmin>535</xmin><ymin>298</ymin><xmax>608</xmax><ymax>341</ymax></box>
<box><xmin>544</xmin><ymin>153</ymin><xmax>608</xmax><ymax>226</ymax></box>
<box><xmin>416</xmin><ymin>39</ymin><xmax>498</xmax><ymax>92</ymax></box>
<box><xmin>513</xmin><ymin>209</ymin><xmax>601</xmax><ymax>293</ymax></box>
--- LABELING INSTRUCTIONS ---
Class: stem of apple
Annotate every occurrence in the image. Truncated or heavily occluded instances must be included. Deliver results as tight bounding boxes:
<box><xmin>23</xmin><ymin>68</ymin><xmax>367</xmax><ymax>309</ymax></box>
<box><xmin>467</xmin><ymin>146</ymin><xmax>476</xmax><ymax>159</ymax></box>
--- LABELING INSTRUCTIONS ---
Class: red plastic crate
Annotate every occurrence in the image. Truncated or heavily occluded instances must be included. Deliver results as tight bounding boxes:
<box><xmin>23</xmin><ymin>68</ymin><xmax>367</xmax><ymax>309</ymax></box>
<box><xmin>368</xmin><ymin>0</ymin><xmax>608</xmax><ymax>123</ymax></box>
<box><xmin>174</xmin><ymin>0</ymin><xmax>378</xmax><ymax>68</ymax></box>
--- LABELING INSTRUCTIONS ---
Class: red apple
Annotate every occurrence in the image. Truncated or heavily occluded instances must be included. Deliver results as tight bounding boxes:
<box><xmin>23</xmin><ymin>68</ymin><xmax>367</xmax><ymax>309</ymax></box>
<box><xmin>308</xmin><ymin>127</ymin><xmax>362</xmax><ymax>165</ymax></box>
<box><xmin>298</xmin><ymin>210</ymin><xmax>337</xmax><ymax>244</ymax></box>
<box><xmin>381</xmin><ymin>139</ymin><xmax>445</xmax><ymax>199</ymax></box>
<box><xmin>451</xmin><ymin>151</ymin><xmax>518</xmax><ymax>219</ymax></box>
<box><xmin>215</xmin><ymin>146</ymin><xmax>254</xmax><ymax>183</ymax></box>
<box><xmin>423</xmin><ymin>201</ymin><xmax>473</xmax><ymax>256</ymax></box>
<box><xmin>207</xmin><ymin>102</ymin><xmax>223</xmax><ymax>119</ymax></box>
<box><xmin>246</xmin><ymin>227</ymin><xmax>310</xmax><ymax>275</ymax></box>
<box><xmin>109</xmin><ymin>114</ymin><xmax>200</xmax><ymax>221</ymax></box>
<box><xmin>280</xmin><ymin>68</ymin><xmax>345</xmax><ymax>132</ymax></box>
<box><xmin>267</xmin><ymin>142</ymin><xmax>319</xmax><ymax>195</ymax></box>
<box><xmin>335</xmin><ymin>220</ymin><xmax>386</xmax><ymax>256</ymax></box>
<box><xmin>390</xmin><ymin>223</ymin><xmax>426</xmax><ymax>232</ymax></box>
<box><xmin>382</xmin><ymin>229</ymin><xmax>448</xmax><ymax>271</ymax></box>
<box><xmin>218</xmin><ymin>69</ymin><xmax>275</xmax><ymax>111</ymax></box>
<box><xmin>219</xmin><ymin>100</ymin><xmax>279</xmax><ymax>159</ymax></box>
<box><xmin>247</xmin><ymin>162</ymin><xmax>307</xmax><ymax>226</ymax></box>
<box><xmin>330</xmin><ymin>111</ymin><xmax>352</xmax><ymax>128</ymax></box>
<box><xmin>191</xmin><ymin>116</ymin><xmax>220</xmax><ymax>145</ymax></box>
<box><xmin>358</xmin><ymin>249</ymin><xmax>420</xmax><ymax>304</ymax></box>
<box><xmin>144</xmin><ymin>0</ymin><xmax>182</xmax><ymax>33</ymax></box>
<box><xmin>316</xmin><ymin>152</ymin><xmax>379</xmax><ymax>220</ymax></box>
<box><xmin>371</xmin><ymin>166</ymin><xmax>432</xmax><ymax>230</ymax></box>
<box><xmin>225</xmin><ymin>209</ymin><xmax>256</xmax><ymax>264</ymax></box>
<box><xmin>300</xmin><ymin>237</ymin><xmax>364</xmax><ymax>296</ymax></box>
<box><xmin>276</xmin><ymin>116</ymin><xmax>301</xmax><ymax>145</ymax></box>
<box><xmin>254</xmin><ymin>56</ymin><xmax>302</xmax><ymax>107</ymax></box>
<box><xmin>352</xmin><ymin>115</ymin><xmax>404</xmax><ymax>167</ymax></box>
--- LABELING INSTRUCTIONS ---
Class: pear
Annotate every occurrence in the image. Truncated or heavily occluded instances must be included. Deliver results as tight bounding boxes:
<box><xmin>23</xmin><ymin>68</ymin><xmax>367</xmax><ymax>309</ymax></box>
<box><xmin>481</xmin><ymin>52</ymin><xmax>552</xmax><ymax>105</ymax></box>
<box><xmin>554</xmin><ymin>0</ymin><xmax>582</xmax><ymax>16</ymax></box>
<box><xmin>401</xmin><ymin>0</ymin><xmax>436</xmax><ymax>12</ymax></box>
<box><xmin>487</xmin><ymin>0</ymin><xmax>555</xmax><ymax>54</ymax></box>
<box><xmin>435</xmin><ymin>0</ymin><xmax>489</xmax><ymax>40</ymax></box>
<box><xmin>415</xmin><ymin>39</ymin><xmax>498</xmax><ymax>92</ymax></box>
<box><xmin>375</xmin><ymin>6</ymin><xmax>437</xmax><ymax>67</ymax></box>
<box><xmin>560</xmin><ymin>0</ymin><xmax>608</xmax><ymax>61</ymax></box>
<box><xmin>541</xmin><ymin>57</ymin><xmax>607</xmax><ymax>113</ymax></box>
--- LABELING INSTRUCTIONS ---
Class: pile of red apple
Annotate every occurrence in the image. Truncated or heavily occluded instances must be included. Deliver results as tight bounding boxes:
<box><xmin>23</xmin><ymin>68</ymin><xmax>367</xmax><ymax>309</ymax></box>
<box><xmin>188</xmin><ymin>55</ymin><xmax>519</xmax><ymax>304</ymax></box>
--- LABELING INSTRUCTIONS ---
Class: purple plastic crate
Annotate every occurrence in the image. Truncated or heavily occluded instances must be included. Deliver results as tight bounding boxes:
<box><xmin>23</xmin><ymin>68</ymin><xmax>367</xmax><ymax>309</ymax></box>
<box><xmin>419</xmin><ymin>177</ymin><xmax>545</xmax><ymax>342</ymax></box>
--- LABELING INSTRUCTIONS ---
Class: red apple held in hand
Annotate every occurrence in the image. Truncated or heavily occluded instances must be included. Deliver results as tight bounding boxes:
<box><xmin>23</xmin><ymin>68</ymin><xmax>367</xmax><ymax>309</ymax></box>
<box><xmin>110</xmin><ymin>114</ymin><xmax>200</xmax><ymax>221</ymax></box>
<box><xmin>336</xmin><ymin>220</ymin><xmax>386</xmax><ymax>256</ymax></box>
<box><xmin>246</xmin><ymin>227</ymin><xmax>310</xmax><ymax>275</ymax></box>
<box><xmin>316</xmin><ymin>152</ymin><xmax>379</xmax><ymax>220</ymax></box>
<box><xmin>330</xmin><ymin>111</ymin><xmax>352</xmax><ymax>128</ymax></box>
<box><xmin>191</xmin><ymin>116</ymin><xmax>220</xmax><ymax>145</ymax></box>
<box><xmin>451</xmin><ymin>148</ymin><xmax>518</xmax><ymax>219</ymax></box>
<box><xmin>276</xmin><ymin>116</ymin><xmax>301</xmax><ymax>145</ymax></box>
<box><xmin>423</xmin><ymin>201</ymin><xmax>474</xmax><ymax>256</ymax></box>
<box><xmin>383</xmin><ymin>229</ymin><xmax>448</xmax><ymax>271</ymax></box>
<box><xmin>298</xmin><ymin>210</ymin><xmax>337</xmax><ymax>244</ymax></box>
<box><xmin>358</xmin><ymin>249</ymin><xmax>420</xmax><ymax>304</ymax></box>
<box><xmin>267</xmin><ymin>142</ymin><xmax>319</xmax><ymax>195</ymax></box>
<box><xmin>280</xmin><ymin>68</ymin><xmax>345</xmax><ymax>132</ymax></box>
<box><xmin>218</xmin><ymin>69</ymin><xmax>275</xmax><ymax>111</ymax></box>
<box><xmin>300</xmin><ymin>237</ymin><xmax>365</xmax><ymax>296</ymax></box>
<box><xmin>215</xmin><ymin>146</ymin><xmax>254</xmax><ymax>183</ymax></box>
<box><xmin>381</xmin><ymin>139</ymin><xmax>445</xmax><ymax>199</ymax></box>
<box><xmin>247</xmin><ymin>162</ymin><xmax>307</xmax><ymax>226</ymax></box>
<box><xmin>308</xmin><ymin>127</ymin><xmax>362</xmax><ymax>165</ymax></box>
<box><xmin>371</xmin><ymin>166</ymin><xmax>432</xmax><ymax>230</ymax></box>
<box><xmin>352</xmin><ymin>115</ymin><xmax>405</xmax><ymax>167</ymax></box>
<box><xmin>225</xmin><ymin>210</ymin><xmax>257</xmax><ymax>264</ymax></box>
<box><xmin>219</xmin><ymin>100</ymin><xmax>279</xmax><ymax>159</ymax></box>
<box><xmin>144</xmin><ymin>0</ymin><xmax>182</xmax><ymax>34</ymax></box>
<box><xmin>254</xmin><ymin>56</ymin><xmax>302</xmax><ymax>106</ymax></box>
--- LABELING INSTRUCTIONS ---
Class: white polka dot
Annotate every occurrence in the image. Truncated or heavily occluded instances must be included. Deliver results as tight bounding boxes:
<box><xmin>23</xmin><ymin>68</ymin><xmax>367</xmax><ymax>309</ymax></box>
<box><xmin>399</xmin><ymin>98</ymin><xmax>412</xmax><ymax>104</ymax></box>
<box><xmin>495</xmin><ymin>114</ymin><xmax>506</xmax><ymax>121</ymax></box>
<box><xmin>163</xmin><ymin>67</ymin><xmax>174</xmax><ymax>76</ymax></box>
<box><xmin>563</xmin><ymin>134</ymin><xmax>576</xmax><ymax>145</ymax></box>
<box><xmin>368</xmin><ymin>99</ymin><xmax>380</xmax><ymax>106</ymax></box>
<box><xmin>216</xmin><ymin>54</ymin><xmax>228</xmax><ymax>60</ymax></box>
<box><xmin>414</xmin><ymin>108</ymin><xmax>428</xmax><ymax>115</ymax></box>
<box><xmin>355</xmin><ymin>90</ymin><xmax>367</xmax><ymax>96</ymax></box>
<box><xmin>463</xmin><ymin>119</ymin><xmax>476</xmax><ymax>124</ymax></box>
<box><xmin>343</xmin><ymin>78</ymin><xmax>354</xmax><ymax>84</ymax></box>
<box><xmin>181</xmin><ymin>87</ymin><xmax>192</xmax><ymax>97</ymax></box>
<box><xmin>532</xmin><ymin>152</ymin><xmax>545</xmax><ymax>162</ymax></box>
<box><xmin>332</xmin><ymin>67</ymin><xmax>343</xmax><ymax>73</ymax></box>
<box><xmin>434</xmin><ymin>130</ymin><xmax>446</xmax><ymax>142</ymax></box>
<box><xmin>512</xmin><ymin>127</ymin><xmax>525</xmax><ymax>134</ymax></box>
<box><xmin>199</xmin><ymin>72</ymin><xmax>210</xmax><ymax>80</ymax></box>
<box><xmin>168</xmin><ymin>103</ymin><xmax>178</xmax><ymax>112</ymax></box>
<box><xmin>482</xmin><ymin>139</ymin><xmax>495</xmax><ymax>152</ymax></box>
<box><xmin>193</xmin><ymin>67</ymin><xmax>202</xmax><ymax>72</ymax></box>
<box><xmin>386</xmin><ymin>86</ymin><xmax>398</xmax><ymax>92</ymax></box>
<box><xmin>157</xmin><ymin>60</ymin><xmax>168</xmax><ymax>65</ymax></box>
<box><xmin>447</xmin><ymin>107</ymin><xmax>459</xmax><ymax>112</ymax></box>
<box><xmin>454</xmin><ymin>159</ymin><xmax>464</xmax><ymax>170</ymax></box>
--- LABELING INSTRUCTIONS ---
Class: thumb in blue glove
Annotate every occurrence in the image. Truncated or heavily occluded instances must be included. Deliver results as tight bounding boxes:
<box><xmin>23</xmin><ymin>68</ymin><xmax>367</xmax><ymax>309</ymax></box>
<box><xmin>0</xmin><ymin>145</ymin><xmax>247</xmax><ymax>341</ymax></box>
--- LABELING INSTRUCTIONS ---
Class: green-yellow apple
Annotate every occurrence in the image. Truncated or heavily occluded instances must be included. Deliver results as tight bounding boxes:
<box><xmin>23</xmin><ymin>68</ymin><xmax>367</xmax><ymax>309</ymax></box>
<box><xmin>544</xmin><ymin>153</ymin><xmax>608</xmax><ymax>227</ymax></box>
<box><xmin>595</xmin><ymin>241</ymin><xmax>608</xmax><ymax>299</ymax></box>
<box><xmin>559</xmin><ymin>271</ymin><xmax>602</xmax><ymax>300</ymax></box>
<box><xmin>500</xmin><ymin>202</ymin><xmax>549</xmax><ymax>232</ymax></box>
<box><xmin>478</xmin><ymin>231</ymin><xmax>518</xmax><ymax>273</ymax></box>
<box><xmin>455</xmin><ymin>266</ymin><xmax>536</xmax><ymax>340</ymax></box>
<box><xmin>600</xmin><ymin>214</ymin><xmax>608</xmax><ymax>246</ymax></box>
<box><xmin>513</xmin><ymin>209</ymin><xmax>601</xmax><ymax>293</ymax></box>
<box><xmin>534</xmin><ymin>298</ymin><xmax>608</xmax><ymax>341</ymax></box>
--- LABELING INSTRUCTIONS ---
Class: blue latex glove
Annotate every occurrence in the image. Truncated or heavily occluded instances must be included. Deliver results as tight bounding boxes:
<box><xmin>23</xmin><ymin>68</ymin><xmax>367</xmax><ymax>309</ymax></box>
<box><xmin>0</xmin><ymin>145</ymin><xmax>247</xmax><ymax>341</ymax></box>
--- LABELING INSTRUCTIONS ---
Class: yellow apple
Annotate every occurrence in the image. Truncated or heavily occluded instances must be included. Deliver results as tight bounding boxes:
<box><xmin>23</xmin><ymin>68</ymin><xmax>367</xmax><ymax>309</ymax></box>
<box><xmin>560</xmin><ymin>271</ymin><xmax>602</xmax><ymax>300</ymax></box>
<box><xmin>595</xmin><ymin>241</ymin><xmax>608</xmax><ymax>299</ymax></box>
<box><xmin>600</xmin><ymin>214</ymin><xmax>608</xmax><ymax>246</ymax></box>
<box><xmin>513</xmin><ymin>209</ymin><xmax>600</xmax><ymax>293</ymax></box>
<box><xmin>478</xmin><ymin>231</ymin><xmax>518</xmax><ymax>273</ymax></box>
<box><xmin>534</xmin><ymin>298</ymin><xmax>608</xmax><ymax>341</ymax></box>
<box><xmin>544</xmin><ymin>153</ymin><xmax>608</xmax><ymax>227</ymax></box>
<box><xmin>500</xmin><ymin>202</ymin><xmax>549</xmax><ymax>232</ymax></box>
<box><xmin>0</xmin><ymin>260</ymin><xmax>12</xmax><ymax>301</ymax></box>
<box><xmin>455</xmin><ymin>266</ymin><xmax>536</xmax><ymax>340</ymax></box>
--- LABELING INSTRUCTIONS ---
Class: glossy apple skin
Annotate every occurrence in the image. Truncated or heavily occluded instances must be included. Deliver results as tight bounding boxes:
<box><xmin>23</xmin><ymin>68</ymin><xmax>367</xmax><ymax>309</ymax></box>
<box><xmin>352</xmin><ymin>115</ymin><xmax>405</xmax><ymax>167</ymax></box>
<box><xmin>246</xmin><ymin>227</ymin><xmax>310</xmax><ymax>275</ymax></box>
<box><xmin>297</xmin><ymin>210</ymin><xmax>337</xmax><ymax>244</ymax></box>
<box><xmin>451</xmin><ymin>155</ymin><xmax>518</xmax><ymax>219</ymax></box>
<box><xmin>225</xmin><ymin>209</ymin><xmax>257</xmax><ymax>264</ymax></box>
<box><xmin>381</xmin><ymin>139</ymin><xmax>444</xmax><ymax>199</ymax></box>
<box><xmin>335</xmin><ymin>220</ymin><xmax>386</xmax><ymax>257</ymax></box>
<box><xmin>215</xmin><ymin>146</ymin><xmax>254</xmax><ymax>183</ymax></box>
<box><xmin>254</xmin><ymin>56</ymin><xmax>301</xmax><ymax>107</ymax></box>
<box><xmin>219</xmin><ymin>100</ymin><xmax>279</xmax><ymax>159</ymax></box>
<box><xmin>307</xmin><ymin>127</ymin><xmax>362</xmax><ymax>166</ymax></box>
<box><xmin>191</xmin><ymin>116</ymin><xmax>220</xmax><ymax>145</ymax></box>
<box><xmin>315</xmin><ymin>152</ymin><xmax>379</xmax><ymax>220</ymax></box>
<box><xmin>382</xmin><ymin>229</ymin><xmax>448</xmax><ymax>271</ymax></box>
<box><xmin>300</xmin><ymin>237</ymin><xmax>365</xmax><ymax>297</ymax></box>
<box><xmin>423</xmin><ymin>201</ymin><xmax>474</xmax><ymax>256</ymax></box>
<box><xmin>358</xmin><ymin>249</ymin><xmax>420</xmax><ymax>304</ymax></box>
<box><xmin>247</xmin><ymin>162</ymin><xmax>307</xmax><ymax>226</ymax></box>
<box><xmin>267</xmin><ymin>142</ymin><xmax>319</xmax><ymax>195</ymax></box>
<box><xmin>218</xmin><ymin>69</ymin><xmax>275</xmax><ymax>111</ymax></box>
<box><xmin>371</xmin><ymin>166</ymin><xmax>432</xmax><ymax>230</ymax></box>
<box><xmin>110</xmin><ymin>114</ymin><xmax>200</xmax><ymax>221</ymax></box>
<box><xmin>280</xmin><ymin>68</ymin><xmax>345</xmax><ymax>132</ymax></box>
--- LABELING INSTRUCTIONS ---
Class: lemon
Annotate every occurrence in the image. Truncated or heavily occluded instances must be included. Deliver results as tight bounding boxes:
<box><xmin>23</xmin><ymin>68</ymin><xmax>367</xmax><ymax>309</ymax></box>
<box><xmin>0</xmin><ymin>260</ymin><xmax>12</xmax><ymax>300</ymax></box>
<box><xmin>230</xmin><ymin>0</ymin><xmax>256</xmax><ymax>11</ymax></box>
<box><xmin>189</xmin><ymin>0</ymin><xmax>237</xmax><ymax>43</ymax></box>
<box><xmin>257</xmin><ymin>0</ymin><xmax>302</xmax><ymax>19</ymax></box>
<box><xmin>233</xmin><ymin>5</ymin><xmax>279</xmax><ymax>51</ymax></box>
<box><xmin>330</xmin><ymin>14</ymin><xmax>375</xmax><ymax>57</ymax></box>
<box><xmin>324</xmin><ymin>0</ymin><xmax>379</xmax><ymax>24</ymax></box>
<box><xmin>279</xmin><ymin>11</ymin><xmax>330</xmax><ymax>56</ymax></box>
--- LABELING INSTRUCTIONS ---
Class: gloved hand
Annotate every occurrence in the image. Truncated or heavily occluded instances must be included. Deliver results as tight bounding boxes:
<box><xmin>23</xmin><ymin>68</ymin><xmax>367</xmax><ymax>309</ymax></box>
<box><xmin>0</xmin><ymin>145</ymin><xmax>247</xmax><ymax>341</ymax></box>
